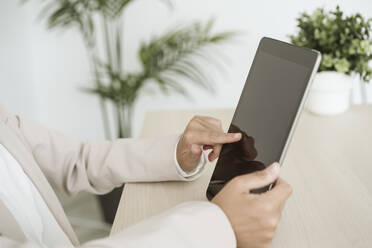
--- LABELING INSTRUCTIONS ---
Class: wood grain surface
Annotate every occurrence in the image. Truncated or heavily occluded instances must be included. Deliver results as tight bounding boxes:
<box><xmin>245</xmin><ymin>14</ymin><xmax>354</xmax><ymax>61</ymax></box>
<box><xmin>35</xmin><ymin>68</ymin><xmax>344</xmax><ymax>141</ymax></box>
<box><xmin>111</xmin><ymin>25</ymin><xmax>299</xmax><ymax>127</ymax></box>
<box><xmin>111</xmin><ymin>106</ymin><xmax>372</xmax><ymax>248</ymax></box>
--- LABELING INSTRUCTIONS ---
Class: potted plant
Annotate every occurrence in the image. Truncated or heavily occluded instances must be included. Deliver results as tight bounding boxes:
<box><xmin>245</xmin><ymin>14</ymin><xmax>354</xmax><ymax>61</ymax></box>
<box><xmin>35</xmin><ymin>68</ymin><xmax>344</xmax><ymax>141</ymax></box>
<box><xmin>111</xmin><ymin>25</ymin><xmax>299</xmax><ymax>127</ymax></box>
<box><xmin>23</xmin><ymin>0</ymin><xmax>235</xmax><ymax>139</ymax></box>
<box><xmin>290</xmin><ymin>6</ymin><xmax>372</xmax><ymax>115</ymax></box>
<box><xmin>22</xmin><ymin>0</ymin><xmax>235</xmax><ymax>224</ymax></box>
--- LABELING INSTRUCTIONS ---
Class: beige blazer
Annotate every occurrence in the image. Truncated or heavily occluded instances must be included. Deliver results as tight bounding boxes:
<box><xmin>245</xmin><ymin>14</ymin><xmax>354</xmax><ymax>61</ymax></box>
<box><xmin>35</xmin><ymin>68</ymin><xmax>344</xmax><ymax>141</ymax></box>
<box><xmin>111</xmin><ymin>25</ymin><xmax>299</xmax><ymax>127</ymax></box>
<box><xmin>0</xmin><ymin>106</ymin><xmax>236</xmax><ymax>248</ymax></box>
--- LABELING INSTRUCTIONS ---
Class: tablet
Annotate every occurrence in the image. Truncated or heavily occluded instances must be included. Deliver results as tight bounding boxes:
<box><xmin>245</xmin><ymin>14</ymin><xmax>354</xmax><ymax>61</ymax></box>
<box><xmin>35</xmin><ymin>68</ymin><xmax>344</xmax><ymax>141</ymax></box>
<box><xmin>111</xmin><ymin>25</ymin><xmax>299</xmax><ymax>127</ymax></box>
<box><xmin>206</xmin><ymin>37</ymin><xmax>321</xmax><ymax>200</ymax></box>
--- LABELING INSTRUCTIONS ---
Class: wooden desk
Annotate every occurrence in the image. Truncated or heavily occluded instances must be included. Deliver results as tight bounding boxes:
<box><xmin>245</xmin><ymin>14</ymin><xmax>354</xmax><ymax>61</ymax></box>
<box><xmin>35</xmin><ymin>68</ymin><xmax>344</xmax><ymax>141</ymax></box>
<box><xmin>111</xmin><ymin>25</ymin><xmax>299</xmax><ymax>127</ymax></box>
<box><xmin>111</xmin><ymin>106</ymin><xmax>372</xmax><ymax>248</ymax></box>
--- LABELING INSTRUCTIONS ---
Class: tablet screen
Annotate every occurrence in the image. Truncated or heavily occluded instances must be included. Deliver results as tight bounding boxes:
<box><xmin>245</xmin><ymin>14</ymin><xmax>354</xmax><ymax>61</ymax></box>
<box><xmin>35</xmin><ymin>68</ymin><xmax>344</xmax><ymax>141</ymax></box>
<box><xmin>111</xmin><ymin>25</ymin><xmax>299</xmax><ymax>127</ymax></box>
<box><xmin>207</xmin><ymin>38</ymin><xmax>318</xmax><ymax>199</ymax></box>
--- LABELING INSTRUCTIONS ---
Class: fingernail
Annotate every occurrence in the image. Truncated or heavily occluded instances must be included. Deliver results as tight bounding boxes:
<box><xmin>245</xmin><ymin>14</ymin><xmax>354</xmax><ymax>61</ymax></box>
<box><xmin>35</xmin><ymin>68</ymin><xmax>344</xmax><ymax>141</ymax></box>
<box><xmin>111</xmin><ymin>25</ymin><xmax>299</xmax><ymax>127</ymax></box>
<box><xmin>269</xmin><ymin>163</ymin><xmax>280</xmax><ymax>174</ymax></box>
<box><xmin>234</xmin><ymin>133</ymin><xmax>241</xmax><ymax>138</ymax></box>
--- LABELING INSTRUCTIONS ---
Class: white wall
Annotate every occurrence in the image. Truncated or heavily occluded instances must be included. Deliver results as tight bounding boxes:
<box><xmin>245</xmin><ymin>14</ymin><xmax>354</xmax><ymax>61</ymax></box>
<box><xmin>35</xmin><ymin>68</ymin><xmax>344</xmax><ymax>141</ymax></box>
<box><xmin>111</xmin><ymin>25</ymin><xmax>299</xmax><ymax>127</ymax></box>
<box><xmin>0</xmin><ymin>2</ymin><xmax>36</xmax><ymax>117</ymax></box>
<box><xmin>1</xmin><ymin>0</ymin><xmax>371</xmax><ymax>140</ymax></box>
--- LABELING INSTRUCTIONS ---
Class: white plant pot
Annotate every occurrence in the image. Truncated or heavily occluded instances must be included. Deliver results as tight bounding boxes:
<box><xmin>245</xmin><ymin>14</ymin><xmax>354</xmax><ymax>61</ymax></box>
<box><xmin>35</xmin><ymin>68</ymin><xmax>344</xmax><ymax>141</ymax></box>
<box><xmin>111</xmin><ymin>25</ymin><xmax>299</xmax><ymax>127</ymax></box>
<box><xmin>306</xmin><ymin>71</ymin><xmax>352</xmax><ymax>115</ymax></box>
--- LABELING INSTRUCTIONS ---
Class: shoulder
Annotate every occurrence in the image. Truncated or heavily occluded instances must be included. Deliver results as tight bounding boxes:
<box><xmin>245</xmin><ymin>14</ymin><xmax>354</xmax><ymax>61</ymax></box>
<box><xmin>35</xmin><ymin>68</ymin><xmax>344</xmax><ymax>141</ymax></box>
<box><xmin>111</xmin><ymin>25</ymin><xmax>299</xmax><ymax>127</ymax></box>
<box><xmin>0</xmin><ymin>105</ymin><xmax>20</xmax><ymax>129</ymax></box>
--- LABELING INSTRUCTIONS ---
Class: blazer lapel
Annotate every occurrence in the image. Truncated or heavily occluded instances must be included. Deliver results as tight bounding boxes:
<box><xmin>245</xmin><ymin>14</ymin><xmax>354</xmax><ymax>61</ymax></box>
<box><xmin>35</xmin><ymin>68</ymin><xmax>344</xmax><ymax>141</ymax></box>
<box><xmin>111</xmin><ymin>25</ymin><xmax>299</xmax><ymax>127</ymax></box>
<box><xmin>0</xmin><ymin>122</ymin><xmax>80</xmax><ymax>245</ymax></box>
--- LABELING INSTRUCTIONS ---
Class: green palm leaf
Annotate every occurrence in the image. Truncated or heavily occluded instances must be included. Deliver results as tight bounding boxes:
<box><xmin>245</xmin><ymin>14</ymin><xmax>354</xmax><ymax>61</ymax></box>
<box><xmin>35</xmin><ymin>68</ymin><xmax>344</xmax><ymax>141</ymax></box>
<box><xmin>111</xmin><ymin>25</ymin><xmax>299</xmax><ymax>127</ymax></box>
<box><xmin>139</xmin><ymin>20</ymin><xmax>236</xmax><ymax>95</ymax></box>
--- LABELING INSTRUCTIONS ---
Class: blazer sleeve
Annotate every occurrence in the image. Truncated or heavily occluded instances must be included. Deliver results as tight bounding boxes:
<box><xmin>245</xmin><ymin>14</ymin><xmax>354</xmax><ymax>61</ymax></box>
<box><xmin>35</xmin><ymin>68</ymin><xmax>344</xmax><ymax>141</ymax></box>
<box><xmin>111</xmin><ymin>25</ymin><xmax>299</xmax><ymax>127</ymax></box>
<box><xmin>3</xmin><ymin>110</ymin><xmax>198</xmax><ymax>195</ymax></box>
<box><xmin>0</xmin><ymin>202</ymin><xmax>236</xmax><ymax>248</ymax></box>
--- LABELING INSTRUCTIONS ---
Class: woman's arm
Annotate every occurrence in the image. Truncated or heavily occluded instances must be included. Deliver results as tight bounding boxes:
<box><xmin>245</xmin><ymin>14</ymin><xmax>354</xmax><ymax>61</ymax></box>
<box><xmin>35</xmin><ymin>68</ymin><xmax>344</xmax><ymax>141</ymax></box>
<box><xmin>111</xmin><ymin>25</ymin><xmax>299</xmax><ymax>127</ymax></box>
<box><xmin>0</xmin><ymin>201</ymin><xmax>236</xmax><ymax>248</ymax></box>
<box><xmin>3</xmin><ymin>110</ymin><xmax>191</xmax><ymax>195</ymax></box>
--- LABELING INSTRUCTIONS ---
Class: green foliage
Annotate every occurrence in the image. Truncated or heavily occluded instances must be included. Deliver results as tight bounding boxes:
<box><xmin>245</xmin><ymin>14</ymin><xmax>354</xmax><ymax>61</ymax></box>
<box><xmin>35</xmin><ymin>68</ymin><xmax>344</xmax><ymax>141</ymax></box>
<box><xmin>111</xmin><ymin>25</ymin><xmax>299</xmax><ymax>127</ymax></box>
<box><xmin>89</xmin><ymin>20</ymin><xmax>234</xmax><ymax>106</ymax></box>
<box><xmin>39</xmin><ymin>0</ymin><xmax>133</xmax><ymax>47</ymax></box>
<box><xmin>22</xmin><ymin>0</ymin><xmax>234</xmax><ymax>138</ymax></box>
<box><xmin>290</xmin><ymin>6</ymin><xmax>372</xmax><ymax>82</ymax></box>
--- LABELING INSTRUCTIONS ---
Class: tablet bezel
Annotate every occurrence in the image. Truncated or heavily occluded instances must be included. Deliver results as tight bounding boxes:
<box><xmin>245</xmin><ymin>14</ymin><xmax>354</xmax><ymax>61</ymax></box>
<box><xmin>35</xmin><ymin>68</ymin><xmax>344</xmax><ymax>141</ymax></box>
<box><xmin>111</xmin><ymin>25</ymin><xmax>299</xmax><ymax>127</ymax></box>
<box><xmin>257</xmin><ymin>37</ymin><xmax>321</xmax><ymax>165</ymax></box>
<box><xmin>206</xmin><ymin>37</ymin><xmax>321</xmax><ymax>198</ymax></box>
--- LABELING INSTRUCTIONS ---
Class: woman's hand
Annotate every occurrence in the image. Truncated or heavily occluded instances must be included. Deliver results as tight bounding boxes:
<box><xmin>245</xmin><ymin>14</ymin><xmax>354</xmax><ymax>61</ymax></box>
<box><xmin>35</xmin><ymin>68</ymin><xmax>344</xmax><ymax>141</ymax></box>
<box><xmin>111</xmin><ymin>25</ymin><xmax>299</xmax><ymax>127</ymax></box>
<box><xmin>176</xmin><ymin>115</ymin><xmax>242</xmax><ymax>172</ymax></box>
<box><xmin>212</xmin><ymin>163</ymin><xmax>292</xmax><ymax>248</ymax></box>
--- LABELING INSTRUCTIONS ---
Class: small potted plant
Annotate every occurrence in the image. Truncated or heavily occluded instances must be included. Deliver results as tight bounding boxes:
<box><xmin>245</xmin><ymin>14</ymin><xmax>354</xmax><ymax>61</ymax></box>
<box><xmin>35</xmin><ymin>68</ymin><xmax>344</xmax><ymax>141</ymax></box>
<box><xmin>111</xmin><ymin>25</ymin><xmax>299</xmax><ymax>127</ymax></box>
<box><xmin>290</xmin><ymin>6</ymin><xmax>372</xmax><ymax>115</ymax></box>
